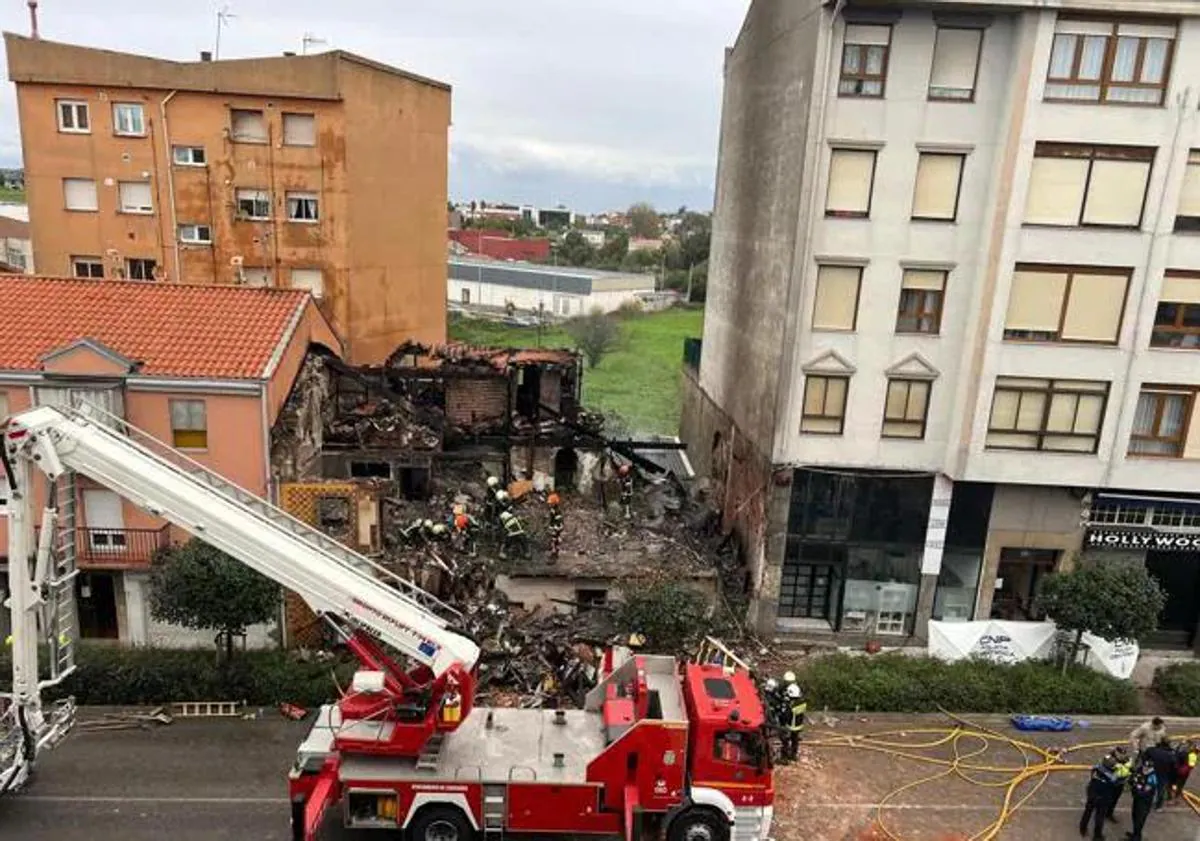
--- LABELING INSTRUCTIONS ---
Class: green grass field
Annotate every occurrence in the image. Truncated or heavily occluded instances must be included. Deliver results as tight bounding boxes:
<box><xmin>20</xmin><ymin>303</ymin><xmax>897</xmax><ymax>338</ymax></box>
<box><xmin>0</xmin><ymin>187</ymin><xmax>25</xmax><ymax>203</ymax></box>
<box><xmin>449</xmin><ymin>307</ymin><xmax>704</xmax><ymax>435</ymax></box>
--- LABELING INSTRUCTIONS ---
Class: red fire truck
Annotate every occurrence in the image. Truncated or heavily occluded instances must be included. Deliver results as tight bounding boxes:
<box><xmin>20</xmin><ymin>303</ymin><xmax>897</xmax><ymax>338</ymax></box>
<box><xmin>3</xmin><ymin>404</ymin><xmax>774</xmax><ymax>841</ymax></box>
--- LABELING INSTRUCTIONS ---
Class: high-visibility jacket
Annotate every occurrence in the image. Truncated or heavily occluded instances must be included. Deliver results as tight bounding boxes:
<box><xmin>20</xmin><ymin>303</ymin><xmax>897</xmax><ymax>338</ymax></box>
<box><xmin>788</xmin><ymin>700</ymin><xmax>807</xmax><ymax>732</ymax></box>
<box><xmin>504</xmin><ymin>517</ymin><xmax>526</xmax><ymax>538</ymax></box>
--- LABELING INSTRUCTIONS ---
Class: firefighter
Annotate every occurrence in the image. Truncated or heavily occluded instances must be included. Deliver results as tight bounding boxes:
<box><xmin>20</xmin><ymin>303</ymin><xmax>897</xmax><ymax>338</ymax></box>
<box><xmin>499</xmin><ymin>510</ymin><xmax>527</xmax><ymax>560</ymax></box>
<box><xmin>547</xmin><ymin>493</ymin><xmax>564</xmax><ymax>559</ymax></box>
<box><xmin>441</xmin><ymin>677</ymin><xmax>462</xmax><ymax>725</ymax></box>
<box><xmin>452</xmin><ymin>511</ymin><xmax>477</xmax><ymax>556</ymax></box>
<box><xmin>1079</xmin><ymin>754</ymin><xmax>1122</xmax><ymax>840</ymax></box>
<box><xmin>427</xmin><ymin>520</ymin><xmax>450</xmax><ymax>544</ymax></box>
<box><xmin>495</xmin><ymin>490</ymin><xmax>513</xmax><ymax>519</ymax></box>
<box><xmin>484</xmin><ymin>476</ymin><xmax>502</xmax><ymax>522</ymax></box>
<box><xmin>1126</xmin><ymin>758</ymin><xmax>1159</xmax><ymax>841</ymax></box>
<box><xmin>782</xmin><ymin>682</ymin><xmax>806</xmax><ymax>762</ymax></box>
<box><xmin>1171</xmin><ymin>740</ymin><xmax>1198</xmax><ymax>801</ymax></box>
<box><xmin>617</xmin><ymin>464</ymin><xmax>634</xmax><ymax>519</ymax></box>
<box><xmin>399</xmin><ymin>517</ymin><xmax>426</xmax><ymax>546</ymax></box>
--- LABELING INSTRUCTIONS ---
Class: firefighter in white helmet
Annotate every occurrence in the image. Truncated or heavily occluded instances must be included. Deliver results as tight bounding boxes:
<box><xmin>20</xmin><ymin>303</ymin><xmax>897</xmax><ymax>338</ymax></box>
<box><xmin>783</xmin><ymin>682</ymin><xmax>807</xmax><ymax>762</ymax></box>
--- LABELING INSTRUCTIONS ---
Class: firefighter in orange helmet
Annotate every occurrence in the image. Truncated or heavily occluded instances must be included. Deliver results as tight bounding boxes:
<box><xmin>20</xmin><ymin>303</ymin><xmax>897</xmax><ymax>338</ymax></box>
<box><xmin>617</xmin><ymin>464</ymin><xmax>634</xmax><ymax>520</ymax></box>
<box><xmin>547</xmin><ymin>493</ymin><xmax>564</xmax><ymax>560</ymax></box>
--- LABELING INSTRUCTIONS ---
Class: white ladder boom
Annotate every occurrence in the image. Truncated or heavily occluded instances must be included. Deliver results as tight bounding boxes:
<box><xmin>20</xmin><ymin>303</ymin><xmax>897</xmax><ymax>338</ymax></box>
<box><xmin>5</xmin><ymin>405</ymin><xmax>480</xmax><ymax>676</ymax></box>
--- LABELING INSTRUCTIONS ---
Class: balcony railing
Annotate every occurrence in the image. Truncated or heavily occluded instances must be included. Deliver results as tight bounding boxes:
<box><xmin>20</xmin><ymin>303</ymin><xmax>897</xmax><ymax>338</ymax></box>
<box><xmin>76</xmin><ymin>526</ymin><xmax>172</xmax><ymax>569</ymax></box>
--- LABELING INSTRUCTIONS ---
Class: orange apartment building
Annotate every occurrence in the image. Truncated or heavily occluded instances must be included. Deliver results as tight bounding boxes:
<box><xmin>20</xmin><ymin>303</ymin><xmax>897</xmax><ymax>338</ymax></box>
<box><xmin>4</xmin><ymin>32</ymin><xmax>451</xmax><ymax>364</ymax></box>
<box><xmin>0</xmin><ymin>274</ymin><xmax>339</xmax><ymax>645</ymax></box>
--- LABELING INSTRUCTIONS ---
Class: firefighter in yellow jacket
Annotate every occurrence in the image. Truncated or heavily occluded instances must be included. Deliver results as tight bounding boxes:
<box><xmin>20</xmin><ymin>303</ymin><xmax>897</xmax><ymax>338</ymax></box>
<box><xmin>782</xmin><ymin>682</ymin><xmax>807</xmax><ymax>762</ymax></box>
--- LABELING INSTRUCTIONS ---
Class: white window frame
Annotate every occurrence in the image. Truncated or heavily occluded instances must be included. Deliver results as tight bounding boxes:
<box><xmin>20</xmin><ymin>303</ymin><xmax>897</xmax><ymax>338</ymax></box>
<box><xmin>0</xmin><ymin>391</ymin><xmax>8</xmax><ymax>513</ymax></box>
<box><xmin>112</xmin><ymin>102</ymin><xmax>146</xmax><ymax>137</ymax></box>
<box><xmin>178</xmin><ymin>223</ymin><xmax>212</xmax><ymax>245</ymax></box>
<box><xmin>125</xmin><ymin>258</ymin><xmax>157</xmax><ymax>281</ymax></box>
<box><xmin>172</xmin><ymin>145</ymin><xmax>206</xmax><ymax>166</ymax></box>
<box><xmin>63</xmin><ymin>178</ymin><xmax>99</xmax><ymax>212</ymax></box>
<box><xmin>71</xmin><ymin>255</ymin><xmax>104</xmax><ymax>278</ymax></box>
<box><xmin>236</xmin><ymin>188</ymin><xmax>272</xmax><ymax>221</ymax></box>
<box><xmin>286</xmin><ymin>191</ymin><xmax>320</xmax><ymax>223</ymax></box>
<box><xmin>169</xmin><ymin>400</ymin><xmax>208</xmax><ymax>450</ymax></box>
<box><xmin>57</xmin><ymin>99</ymin><xmax>90</xmax><ymax>133</ymax></box>
<box><xmin>118</xmin><ymin>181</ymin><xmax>155</xmax><ymax>215</ymax></box>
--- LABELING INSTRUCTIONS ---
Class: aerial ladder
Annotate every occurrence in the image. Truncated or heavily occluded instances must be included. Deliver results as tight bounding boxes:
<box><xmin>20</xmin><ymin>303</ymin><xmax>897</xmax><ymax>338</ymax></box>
<box><xmin>1</xmin><ymin>403</ymin><xmax>480</xmax><ymax>799</ymax></box>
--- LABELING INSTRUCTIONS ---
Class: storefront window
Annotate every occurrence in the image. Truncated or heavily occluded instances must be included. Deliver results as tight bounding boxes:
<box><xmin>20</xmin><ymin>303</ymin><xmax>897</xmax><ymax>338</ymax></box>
<box><xmin>842</xmin><ymin>546</ymin><xmax>921</xmax><ymax>635</ymax></box>
<box><xmin>933</xmin><ymin>551</ymin><xmax>982</xmax><ymax>621</ymax></box>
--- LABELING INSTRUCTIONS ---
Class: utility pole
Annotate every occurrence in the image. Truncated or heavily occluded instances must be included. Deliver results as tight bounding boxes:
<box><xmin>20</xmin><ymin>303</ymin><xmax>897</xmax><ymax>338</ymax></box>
<box><xmin>214</xmin><ymin>6</ymin><xmax>236</xmax><ymax>60</ymax></box>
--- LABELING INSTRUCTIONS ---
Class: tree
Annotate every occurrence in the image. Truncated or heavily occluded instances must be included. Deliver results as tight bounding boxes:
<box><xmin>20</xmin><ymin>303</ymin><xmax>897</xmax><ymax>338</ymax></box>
<box><xmin>149</xmin><ymin>538</ymin><xmax>280</xmax><ymax>663</ymax></box>
<box><xmin>596</xmin><ymin>231</ymin><xmax>629</xmax><ymax>270</ymax></box>
<box><xmin>555</xmin><ymin>230</ymin><xmax>596</xmax><ymax>267</ymax></box>
<box><xmin>565</xmin><ymin>309</ymin><xmax>622</xmax><ymax>369</ymax></box>
<box><xmin>615</xmin><ymin>580</ymin><xmax>711</xmax><ymax>654</ymax></box>
<box><xmin>1038</xmin><ymin>561</ymin><xmax>1165</xmax><ymax>674</ymax></box>
<box><xmin>628</xmin><ymin>202</ymin><xmax>662</xmax><ymax>239</ymax></box>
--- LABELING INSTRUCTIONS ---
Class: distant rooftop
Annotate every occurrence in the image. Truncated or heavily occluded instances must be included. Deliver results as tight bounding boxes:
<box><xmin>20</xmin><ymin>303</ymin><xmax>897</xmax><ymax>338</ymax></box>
<box><xmin>3</xmin><ymin>32</ymin><xmax>449</xmax><ymax>101</ymax></box>
<box><xmin>448</xmin><ymin>257</ymin><xmax>656</xmax><ymax>296</ymax></box>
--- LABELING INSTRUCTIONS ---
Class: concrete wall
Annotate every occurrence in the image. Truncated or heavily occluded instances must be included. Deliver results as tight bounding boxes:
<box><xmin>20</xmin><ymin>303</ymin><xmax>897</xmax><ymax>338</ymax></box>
<box><xmin>122</xmin><ymin>571</ymin><xmax>275</xmax><ymax>649</ymax></box>
<box><xmin>699</xmin><ymin>0</ymin><xmax>826</xmax><ymax>461</ymax></box>
<box><xmin>495</xmin><ymin>573</ymin><xmax>719</xmax><ymax>614</ymax></box>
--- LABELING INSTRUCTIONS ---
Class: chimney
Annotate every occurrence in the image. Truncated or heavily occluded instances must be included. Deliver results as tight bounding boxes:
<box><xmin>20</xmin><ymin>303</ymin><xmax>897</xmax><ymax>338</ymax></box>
<box><xmin>283</xmin><ymin>51</ymin><xmax>296</xmax><ymax>57</ymax></box>
<box><xmin>27</xmin><ymin>1</ymin><xmax>39</xmax><ymax>39</ymax></box>
<box><xmin>200</xmin><ymin>50</ymin><xmax>213</xmax><ymax>62</ymax></box>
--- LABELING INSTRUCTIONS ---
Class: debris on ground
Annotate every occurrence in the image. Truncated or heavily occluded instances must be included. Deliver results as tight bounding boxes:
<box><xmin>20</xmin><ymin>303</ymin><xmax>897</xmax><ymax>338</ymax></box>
<box><xmin>76</xmin><ymin>707</ymin><xmax>174</xmax><ymax>733</ymax></box>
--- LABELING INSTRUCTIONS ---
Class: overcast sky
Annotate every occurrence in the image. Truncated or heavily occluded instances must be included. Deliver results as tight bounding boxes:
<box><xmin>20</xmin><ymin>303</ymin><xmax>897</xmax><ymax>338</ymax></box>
<box><xmin>0</xmin><ymin>1</ymin><xmax>749</xmax><ymax>213</ymax></box>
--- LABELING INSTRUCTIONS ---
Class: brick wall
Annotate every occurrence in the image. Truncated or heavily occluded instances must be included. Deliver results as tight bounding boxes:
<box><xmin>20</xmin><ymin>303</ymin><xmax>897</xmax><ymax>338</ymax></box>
<box><xmin>446</xmin><ymin>378</ymin><xmax>508</xmax><ymax>427</ymax></box>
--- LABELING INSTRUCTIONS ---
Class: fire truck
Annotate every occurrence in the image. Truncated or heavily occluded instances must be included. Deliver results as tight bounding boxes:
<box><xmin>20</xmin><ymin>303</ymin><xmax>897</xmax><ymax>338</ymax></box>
<box><xmin>2</xmin><ymin>403</ymin><xmax>774</xmax><ymax>841</ymax></box>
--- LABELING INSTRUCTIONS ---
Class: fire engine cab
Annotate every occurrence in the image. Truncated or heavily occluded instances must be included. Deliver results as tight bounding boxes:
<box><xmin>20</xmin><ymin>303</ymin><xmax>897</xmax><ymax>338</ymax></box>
<box><xmin>2</xmin><ymin>403</ymin><xmax>774</xmax><ymax>841</ymax></box>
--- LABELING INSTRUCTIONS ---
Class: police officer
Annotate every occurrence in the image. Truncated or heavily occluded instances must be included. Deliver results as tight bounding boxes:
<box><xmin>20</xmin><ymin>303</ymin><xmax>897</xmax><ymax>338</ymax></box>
<box><xmin>1145</xmin><ymin>737</ymin><xmax>1176</xmax><ymax>811</ymax></box>
<box><xmin>1079</xmin><ymin>754</ymin><xmax>1121</xmax><ymax>840</ymax></box>
<box><xmin>1126</xmin><ymin>758</ymin><xmax>1159</xmax><ymax>841</ymax></box>
<box><xmin>547</xmin><ymin>493</ymin><xmax>565</xmax><ymax>559</ymax></box>
<box><xmin>783</xmin><ymin>683</ymin><xmax>807</xmax><ymax>762</ymax></box>
<box><xmin>617</xmin><ymin>464</ymin><xmax>634</xmax><ymax>519</ymax></box>
<box><xmin>1105</xmin><ymin>745</ymin><xmax>1133</xmax><ymax>823</ymax></box>
<box><xmin>499</xmin><ymin>510</ymin><xmax>527</xmax><ymax>560</ymax></box>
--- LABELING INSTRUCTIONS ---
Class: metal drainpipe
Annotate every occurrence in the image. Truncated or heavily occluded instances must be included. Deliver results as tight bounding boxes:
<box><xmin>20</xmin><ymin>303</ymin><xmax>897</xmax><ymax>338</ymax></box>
<box><xmin>159</xmin><ymin>91</ymin><xmax>180</xmax><ymax>281</ymax></box>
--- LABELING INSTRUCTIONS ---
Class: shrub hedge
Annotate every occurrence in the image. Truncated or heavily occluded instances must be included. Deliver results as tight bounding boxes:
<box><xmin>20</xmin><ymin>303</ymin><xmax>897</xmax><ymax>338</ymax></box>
<box><xmin>801</xmin><ymin>653</ymin><xmax>1140</xmax><ymax>715</ymax></box>
<box><xmin>0</xmin><ymin>645</ymin><xmax>357</xmax><ymax>708</ymax></box>
<box><xmin>1152</xmin><ymin>662</ymin><xmax>1200</xmax><ymax>717</ymax></box>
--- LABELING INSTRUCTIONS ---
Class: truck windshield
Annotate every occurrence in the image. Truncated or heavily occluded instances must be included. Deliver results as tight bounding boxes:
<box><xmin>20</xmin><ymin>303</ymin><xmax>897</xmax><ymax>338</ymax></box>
<box><xmin>714</xmin><ymin>729</ymin><xmax>766</xmax><ymax>769</ymax></box>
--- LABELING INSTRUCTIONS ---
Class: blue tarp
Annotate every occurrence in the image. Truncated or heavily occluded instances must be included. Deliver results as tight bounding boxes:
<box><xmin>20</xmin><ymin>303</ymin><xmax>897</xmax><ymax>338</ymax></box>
<box><xmin>1011</xmin><ymin>715</ymin><xmax>1074</xmax><ymax>732</ymax></box>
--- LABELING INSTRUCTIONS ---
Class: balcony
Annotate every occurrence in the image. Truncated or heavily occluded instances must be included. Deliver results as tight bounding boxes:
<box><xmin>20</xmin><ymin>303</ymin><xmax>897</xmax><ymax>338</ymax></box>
<box><xmin>76</xmin><ymin>526</ymin><xmax>171</xmax><ymax>570</ymax></box>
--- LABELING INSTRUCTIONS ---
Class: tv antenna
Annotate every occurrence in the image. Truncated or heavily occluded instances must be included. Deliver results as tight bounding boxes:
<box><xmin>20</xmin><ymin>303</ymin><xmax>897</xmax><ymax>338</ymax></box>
<box><xmin>215</xmin><ymin>5</ymin><xmax>236</xmax><ymax>60</ymax></box>
<box><xmin>302</xmin><ymin>33</ymin><xmax>327</xmax><ymax>54</ymax></box>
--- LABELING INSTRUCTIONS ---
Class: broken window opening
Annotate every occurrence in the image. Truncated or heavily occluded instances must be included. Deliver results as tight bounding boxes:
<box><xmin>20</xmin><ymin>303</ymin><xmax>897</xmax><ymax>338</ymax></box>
<box><xmin>515</xmin><ymin>366</ymin><xmax>542</xmax><ymax>419</ymax></box>
<box><xmin>576</xmin><ymin>589</ymin><xmax>607</xmax><ymax>612</ymax></box>
<box><xmin>349</xmin><ymin>460</ymin><xmax>391</xmax><ymax>479</ymax></box>
<box><xmin>554</xmin><ymin>448</ymin><xmax>578</xmax><ymax>490</ymax></box>
<box><xmin>398</xmin><ymin>467</ymin><xmax>431</xmax><ymax>501</ymax></box>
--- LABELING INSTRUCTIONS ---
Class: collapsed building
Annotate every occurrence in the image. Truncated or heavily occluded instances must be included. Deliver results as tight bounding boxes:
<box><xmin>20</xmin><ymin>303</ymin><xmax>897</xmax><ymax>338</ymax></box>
<box><xmin>269</xmin><ymin>342</ymin><xmax>738</xmax><ymax>705</ymax></box>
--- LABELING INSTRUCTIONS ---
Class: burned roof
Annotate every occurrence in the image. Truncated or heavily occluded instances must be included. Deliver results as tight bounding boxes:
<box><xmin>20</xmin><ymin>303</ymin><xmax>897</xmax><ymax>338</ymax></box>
<box><xmin>385</xmin><ymin>342</ymin><xmax>579</xmax><ymax>373</ymax></box>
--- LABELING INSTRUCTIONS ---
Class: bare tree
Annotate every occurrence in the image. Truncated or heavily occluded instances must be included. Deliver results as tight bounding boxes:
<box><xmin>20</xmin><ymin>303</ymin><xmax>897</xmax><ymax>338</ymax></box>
<box><xmin>565</xmin><ymin>309</ymin><xmax>622</xmax><ymax>369</ymax></box>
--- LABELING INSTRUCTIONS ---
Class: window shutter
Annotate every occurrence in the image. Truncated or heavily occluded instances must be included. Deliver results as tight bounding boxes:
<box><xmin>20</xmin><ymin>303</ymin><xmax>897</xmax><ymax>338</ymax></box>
<box><xmin>990</xmin><ymin>390</ymin><xmax>1019</xmax><ymax>428</ymax></box>
<box><xmin>1055</xmin><ymin>20</ymin><xmax>1113</xmax><ymax>36</ymax></box>
<box><xmin>812</xmin><ymin>266</ymin><xmax>861</xmax><ymax>330</ymax></box>
<box><xmin>912</xmin><ymin>154</ymin><xmax>962</xmax><ymax>219</ymax></box>
<box><xmin>242</xmin><ymin>268</ymin><xmax>271</xmax><ymax>288</ymax></box>
<box><xmin>1061</xmin><ymin>273</ymin><xmax>1127</xmax><ymax>341</ymax></box>
<box><xmin>1024</xmin><ymin>157</ymin><xmax>1088</xmax><ymax>224</ymax></box>
<box><xmin>901</xmin><ymin>269</ymin><xmax>946</xmax><ymax>290</ymax></box>
<box><xmin>119</xmin><ymin>182</ymin><xmax>153</xmax><ymax>212</ymax></box>
<box><xmin>283</xmin><ymin>113</ymin><xmax>316</xmax><ymax>146</ymax></box>
<box><xmin>291</xmin><ymin>268</ymin><xmax>324</xmax><ymax>298</ymax></box>
<box><xmin>803</xmin><ymin>379</ymin><xmax>827</xmax><ymax>415</ymax></box>
<box><xmin>826</xmin><ymin>149</ymin><xmax>876</xmax><ymax>214</ymax></box>
<box><xmin>231</xmin><ymin>110</ymin><xmax>267</xmax><ymax>142</ymax></box>
<box><xmin>1005</xmin><ymin>270</ymin><xmax>1067</xmax><ymax>332</ymax></box>
<box><xmin>1082</xmin><ymin>159</ymin><xmax>1150</xmax><ymax>226</ymax></box>
<box><xmin>845</xmin><ymin>24</ymin><xmax>891</xmax><ymax>45</ymax></box>
<box><xmin>1161</xmin><ymin>273</ymin><xmax>1200</xmax><ymax>305</ymax></box>
<box><xmin>929</xmin><ymin>29</ymin><xmax>981</xmax><ymax>94</ymax></box>
<box><xmin>1178</xmin><ymin>153</ymin><xmax>1200</xmax><ymax>217</ymax></box>
<box><xmin>63</xmin><ymin>178</ymin><xmax>98</xmax><ymax>211</ymax></box>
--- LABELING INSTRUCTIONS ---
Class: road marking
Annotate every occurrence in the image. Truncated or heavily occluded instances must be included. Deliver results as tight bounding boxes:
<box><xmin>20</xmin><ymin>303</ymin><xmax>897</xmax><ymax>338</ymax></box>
<box><xmin>801</xmin><ymin>804</ymin><xmax>1081</xmax><ymax>812</ymax></box>
<box><xmin>21</xmin><ymin>795</ymin><xmax>285</xmax><ymax>805</ymax></box>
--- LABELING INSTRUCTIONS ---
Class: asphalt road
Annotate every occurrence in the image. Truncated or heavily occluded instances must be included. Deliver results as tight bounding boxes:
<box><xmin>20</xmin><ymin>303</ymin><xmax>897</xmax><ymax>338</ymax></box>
<box><xmin>0</xmin><ymin>713</ymin><xmax>1196</xmax><ymax>840</ymax></box>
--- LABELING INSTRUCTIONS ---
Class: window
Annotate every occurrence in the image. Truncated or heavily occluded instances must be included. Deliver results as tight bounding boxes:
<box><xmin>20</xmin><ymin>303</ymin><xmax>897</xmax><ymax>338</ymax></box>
<box><xmin>1129</xmin><ymin>389</ymin><xmax>1193</xmax><ymax>457</ymax></box>
<box><xmin>172</xmin><ymin>145</ymin><xmax>206</xmax><ymax>166</ymax></box>
<box><xmin>71</xmin><ymin>255</ymin><xmax>104</xmax><ymax>278</ymax></box>
<box><xmin>883</xmin><ymin>379</ymin><xmax>931</xmax><ymax>439</ymax></box>
<box><xmin>0</xmin><ymin>392</ymin><xmax>7</xmax><ymax>511</ymax></box>
<box><xmin>987</xmin><ymin>378</ymin><xmax>1109</xmax><ymax>453</ymax></box>
<box><xmin>240</xmin><ymin>267</ymin><xmax>271</xmax><ymax>288</ymax></box>
<box><xmin>236</xmin><ymin>188</ymin><xmax>271</xmax><ymax>220</ymax></box>
<box><xmin>282</xmin><ymin>112</ymin><xmax>316</xmax><ymax>146</ymax></box>
<box><xmin>63</xmin><ymin>178</ymin><xmax>98</xmax><ymax>212</ymax></box>
<box><xmin>112</xmin><ymin>103</ymin><xmax>145</xmax><ymax>136</ymax></box>
<box><xmin>118</xmin><ymin>181</ymin><xmax>154</xmax><ymax>214</ymax></box>
<box><xmin>56</xmin><ymin>99</ymin><xmax>89</xmax><ymax>133</ymax></box>
<box><xmin>1004</xmin><ymin>264</ymin><xmax>1129</xmax><ymax>343</ymax></box>
<box><xmin>929</xmin><ymin>27</ymin><xmax>983</xmax><ymax>100</ymax></box>
<box><xmin>713</xmin><ymin>731</ymin><xmax>764</xmax><ymax>767</ymax></box>
<box><xmin>178</xmin><ymin>224</ymin><xmax>212</xmax><ymax>245</ymax></box>
<box><xmin>575</xmin><ymin>589</ymin><xmax>607</xmax><ymax>611</ymax></box>
<box><xmin>169</xmin><ymin>400</ymin><xmax>207</xmax><ymax>449</ymax></box>
<box><xmin>825</xmin><ymin>149</ymin><xmax>877</xmax><ymax>217</ymax></box>
<box><xmin>290</xmin><ymin>268</ymin><xmax>324</xmax><ymax>298</ymax></box>
<box><xmin>812</xmin><ymin>265</ymin><xmax>862</xmax><ymax>331</ymax></box>
<box><xmin>895</xmin><ymin>269</ymin><xmax>946</xmax><ymax>334</ymax></box>
<box><xmin>1024</xmin><ymin>144</ymin><xmax>1153</xmax><ymax>228</ymax></box>
<box><xmin>461</xmin><ymin>288</ymin><xmax>470</xmax><ymax>305</ymax></box>
<box><xmin>839</xmin><ymin>24</ymin><xmax>891</xmax><ymax>97</ymax></box>
<box><xmin>912</xmin><ymin>153</ymin><xmax>965</xmax><ymax>221</ymax></box>
<box><xmin>1175</xmin><ymin>150</ymin><xmax>1200</xmax><ymax>232</ymax></box>
<box><xmin>801</xmin><ymin>375</ymin><xmax>849</xmax><ymax>435</ymax></box>
<box><xmin>1152</xmin><ymin>272</ymin><xmax>1200</xmax><ymax>349</ymax></box>
<box><xmin>125</xmin><ymin>258</ymin><xmax>157</xmax><ymax>281</ymax></box>
<box><xmin>1045</xmin><ymin>18</ymin><xmax>1175</xmax><ymax>106</ymax></box>
<box><xmin>230</xmin><ymin>109</ymin><xmax>267</xmax><ymax>143</ymax></box>
<box><xmin>286</xmin><ymin>192</ymin><xmax>319</xmax><ymax>222</ymax></box>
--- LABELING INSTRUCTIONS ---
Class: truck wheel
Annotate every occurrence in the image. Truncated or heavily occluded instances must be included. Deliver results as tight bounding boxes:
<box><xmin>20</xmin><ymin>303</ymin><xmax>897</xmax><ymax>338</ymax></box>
<box><xmin>409</xmin><ymin>806</ymin><xmax>474</xmax><ymax>841</ymax></box>
<box><xmin>668</xmin><ymin>808</ymin><xmax>729</xmax><ymax>841</ymax></box>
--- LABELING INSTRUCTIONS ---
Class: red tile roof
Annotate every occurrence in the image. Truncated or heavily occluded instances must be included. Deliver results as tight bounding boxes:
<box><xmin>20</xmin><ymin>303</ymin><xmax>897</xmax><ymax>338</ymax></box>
<box><xmin>0</xmin><ymin>275</ymin><xmax>314</xmax><ymax>379</ymax></box>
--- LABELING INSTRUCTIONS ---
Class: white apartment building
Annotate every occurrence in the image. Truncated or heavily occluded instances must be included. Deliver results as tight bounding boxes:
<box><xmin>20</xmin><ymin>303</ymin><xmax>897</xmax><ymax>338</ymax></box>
<box><xmin>681</xmin><ymin>0</ymin><xmax>1200</xmax><ymax>650</ymax></box>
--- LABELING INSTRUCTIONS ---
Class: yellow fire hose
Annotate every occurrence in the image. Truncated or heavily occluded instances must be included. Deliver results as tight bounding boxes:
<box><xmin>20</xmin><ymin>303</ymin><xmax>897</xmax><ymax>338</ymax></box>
<box><xmin>803</xmin><ymin>716</ymin><xmax>1200</xmax><ymax>841</ymax></box>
